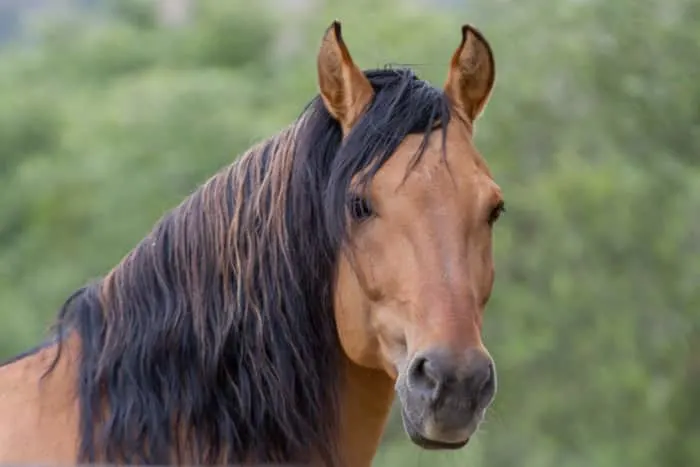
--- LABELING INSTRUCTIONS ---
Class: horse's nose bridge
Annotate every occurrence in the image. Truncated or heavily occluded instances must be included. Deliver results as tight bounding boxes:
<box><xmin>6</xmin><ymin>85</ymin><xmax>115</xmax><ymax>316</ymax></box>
<box><xmin>400</xmin><ymin>191</ymin><xmax>479</xmax><ymax>333</ymax></box>
<box><xmin>407</xmin><ymin>202</ymin><xmax>463</xmax><ymax>267</ymax></box>
<box><xmin>413</xmin><ymin>234</ymin><xmax>474</xmax><ymax>308</ymax></box>
<box><xmin>409</xmin><ymin>273</ymin><xmax>481</xmax><ymax>353</ymax></box>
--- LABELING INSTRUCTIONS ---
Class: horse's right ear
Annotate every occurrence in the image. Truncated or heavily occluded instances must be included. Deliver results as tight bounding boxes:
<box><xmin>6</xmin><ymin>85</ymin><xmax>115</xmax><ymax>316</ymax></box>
<box><xmin>317</xmin><ymin>21</ymin><xmax>374</xmax><ymax>134</ymax></box>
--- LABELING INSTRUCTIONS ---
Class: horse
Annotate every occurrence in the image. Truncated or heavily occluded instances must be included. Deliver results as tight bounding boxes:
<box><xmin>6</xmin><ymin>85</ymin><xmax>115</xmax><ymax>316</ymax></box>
<box><xmin>0</xmin><ymin>20</ymin><xmax>503</xmax><ymax>466</ymax></box>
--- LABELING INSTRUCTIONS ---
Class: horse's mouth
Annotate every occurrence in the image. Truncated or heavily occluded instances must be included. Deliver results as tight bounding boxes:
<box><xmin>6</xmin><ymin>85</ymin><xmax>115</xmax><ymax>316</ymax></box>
<box><xmin>410</xmin><ymin>432</ymin><xmax>470</xmax><ymax>450</ymax></box>
<box><xmin>401</xmin><ymin>408</ymin><xmax>471</xmax><ymax>450</ymax></box>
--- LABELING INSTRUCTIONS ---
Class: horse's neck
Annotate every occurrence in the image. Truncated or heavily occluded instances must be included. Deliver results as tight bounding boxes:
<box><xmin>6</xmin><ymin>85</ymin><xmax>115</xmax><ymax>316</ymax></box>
<box><xmin>337</xmin><ymin>356</ymin><xmax>395</xmax><ymax>467</ymax></box>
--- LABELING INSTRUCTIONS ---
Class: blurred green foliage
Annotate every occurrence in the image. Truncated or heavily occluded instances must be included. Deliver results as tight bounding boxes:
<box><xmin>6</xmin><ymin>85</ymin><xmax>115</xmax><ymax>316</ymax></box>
<box><xmin>0</xmin><ymin>0</ymin><xmax>697</xmax><ymax>466</ymax></box>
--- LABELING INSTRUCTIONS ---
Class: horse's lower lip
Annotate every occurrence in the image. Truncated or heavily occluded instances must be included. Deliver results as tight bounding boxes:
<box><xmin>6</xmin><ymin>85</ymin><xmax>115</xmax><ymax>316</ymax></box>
<box><xmin>402</xmin><ymin>410</ymin><xmax>470</xmax><ymax>450</ymax></box>
<box><xmin>410</xmin><ymin>433</ymin><xmax>469</xmax><ymax>450</ymax></box>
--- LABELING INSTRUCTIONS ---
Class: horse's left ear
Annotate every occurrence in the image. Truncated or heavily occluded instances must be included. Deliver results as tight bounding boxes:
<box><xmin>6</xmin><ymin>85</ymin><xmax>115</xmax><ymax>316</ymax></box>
<box><xmin>443</xmin><ymin>25</ymin><xmax>496</xmax><ymax>123</ymax></box>
<box><xmin>317</xmin><ymin>20</ymin><xmax>374</xmax><ymax>133</ymax></box>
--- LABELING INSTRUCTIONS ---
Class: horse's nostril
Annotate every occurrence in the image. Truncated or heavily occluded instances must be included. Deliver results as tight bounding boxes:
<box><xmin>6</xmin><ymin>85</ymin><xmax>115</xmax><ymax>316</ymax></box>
<box><xmin>468</xmin><ymin>359</ymin><xmax>496</xmax><ymax>411</ymax></box>
<box><xmin>408</xmin><ymin>356</ymin><xmax>431</xmax><ymax>388</ymax></box>
<box><xmin>476</xmin><ymin>362</ymin><xmax>493</xmax><ymax>391</ymax></box>
<box><xmin>407</xmin><ymin>351</ymin><xmax>453</xmax><ymax>406</ymax></box>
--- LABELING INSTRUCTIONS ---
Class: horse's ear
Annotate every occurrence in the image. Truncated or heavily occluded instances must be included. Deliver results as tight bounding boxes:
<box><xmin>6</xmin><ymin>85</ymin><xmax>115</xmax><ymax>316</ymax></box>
<box><xmin>443</xmin><ymin>25</ymin><xmax>496</xmax><ymax>123</ymax></box>
<box><xmin>317</xmin><ymin>20</ymin><xmax>374</xmax><ymax>133</ymax></box>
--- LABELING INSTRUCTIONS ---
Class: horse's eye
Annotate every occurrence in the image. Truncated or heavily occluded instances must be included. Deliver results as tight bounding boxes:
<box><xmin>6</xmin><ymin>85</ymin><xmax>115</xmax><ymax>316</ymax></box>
<box><xmin>488</xmin><ymin>201</ymin><xmax>505</xmax><ymax>225</ymax></box>
<box><xmin>348</xmin><ymin>195</ymin><xmax>374</xmax><ymax>222</ymax></box>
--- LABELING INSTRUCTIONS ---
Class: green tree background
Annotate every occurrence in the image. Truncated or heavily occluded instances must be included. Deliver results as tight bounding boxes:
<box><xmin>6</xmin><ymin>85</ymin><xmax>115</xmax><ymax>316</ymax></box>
<box><xmin>0</xmin><ymin>0</ymin><xmax>697</xmax><ymax>466</ymax></box>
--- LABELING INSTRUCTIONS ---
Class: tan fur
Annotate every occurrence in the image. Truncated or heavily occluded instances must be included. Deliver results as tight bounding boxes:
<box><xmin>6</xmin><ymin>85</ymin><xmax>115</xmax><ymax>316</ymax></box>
<box><xmin>327</xmin><ymin>22</ymin><xmax>499</xmax><ymax>465</ymax></box>
<box><xmin>0</xmin><ymin>337</ymin><xmax>80</xmax><ymax>464</ymax></box>
<box><xmin>0</xmin><ymin>21</ymin><xmax>499</xmax><ymax>467</ymax></box>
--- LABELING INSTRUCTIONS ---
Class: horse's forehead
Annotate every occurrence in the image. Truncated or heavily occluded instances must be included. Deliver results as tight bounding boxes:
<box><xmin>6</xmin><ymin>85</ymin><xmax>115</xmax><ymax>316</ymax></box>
<box><xmin>372</xmin><ymin>124</ymin><xmax>492</xmax><ymax>201</ymax></box>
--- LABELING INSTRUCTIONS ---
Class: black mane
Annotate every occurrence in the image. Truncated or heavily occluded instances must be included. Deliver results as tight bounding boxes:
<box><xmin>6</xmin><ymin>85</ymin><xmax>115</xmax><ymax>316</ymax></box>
<box><xmin>33</xmin><ymin>67</ymin><xmax>452</xmax><ymax>465</ymax></box>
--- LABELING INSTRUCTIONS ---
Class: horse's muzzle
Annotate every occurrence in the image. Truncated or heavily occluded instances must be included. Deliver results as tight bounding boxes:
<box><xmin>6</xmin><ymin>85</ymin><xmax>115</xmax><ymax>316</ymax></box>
<box><xmin>396</xmin><ymin>346</ymin><xmax>496</xmax><ymax>448</ymax></box>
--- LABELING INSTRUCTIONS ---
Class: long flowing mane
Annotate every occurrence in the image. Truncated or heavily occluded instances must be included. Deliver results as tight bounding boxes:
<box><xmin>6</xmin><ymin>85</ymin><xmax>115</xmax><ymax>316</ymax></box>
<box><xmin>30</xmin><ymin>68</ymin><xmax>452</xmax><ymax>465</ymax></box>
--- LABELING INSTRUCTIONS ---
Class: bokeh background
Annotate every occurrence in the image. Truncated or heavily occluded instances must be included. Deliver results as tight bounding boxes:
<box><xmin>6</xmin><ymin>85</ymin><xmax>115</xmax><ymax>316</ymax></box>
<box><xmin>0</xmin><ymin>0</ymin><xmax>698</xmax><ymax>466</ymax></box>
